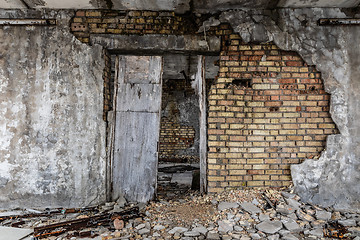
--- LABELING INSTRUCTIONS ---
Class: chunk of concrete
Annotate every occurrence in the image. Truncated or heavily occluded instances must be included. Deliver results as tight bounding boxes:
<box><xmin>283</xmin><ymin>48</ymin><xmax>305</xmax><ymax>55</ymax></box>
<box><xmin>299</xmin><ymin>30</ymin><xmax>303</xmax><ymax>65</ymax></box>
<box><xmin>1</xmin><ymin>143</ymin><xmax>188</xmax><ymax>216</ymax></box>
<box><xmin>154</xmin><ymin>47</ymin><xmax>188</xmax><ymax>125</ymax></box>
<box><xmin>168</xmin><ymin>227</ymin><xmax>188</xmax><ymax>234</ymax></box>
<box><xmin>282</xmin><ymin>219</ymin><xmax>301</xmax><ymax>232</ymax></box>
<box><xmin>240</xmin><ymin>202</ymin><xmax>262</xmax><ymax>214</ymax></box>
<box><xmin>218</xmin><ymin>202</ymin><xmax>239</xmax><ymax>211</ymax></box>
<box><xmin>0</xmin><ymin>226</ymin><xmax>33</xmax><ymax>240</ymax></box>
<box><xmin>217</xmin><ymin>220</ymin><xmax>234</xmax><ymax>233</ymax></box>
<box><xmin>315</xmin><ymin>210</ymin><xmax>331</xmax><ymax>221</ymax></box>
<box><xmin>256</xmin><ymin>220</ymin><xmax>283</xmax><ymax>234</ymax></box>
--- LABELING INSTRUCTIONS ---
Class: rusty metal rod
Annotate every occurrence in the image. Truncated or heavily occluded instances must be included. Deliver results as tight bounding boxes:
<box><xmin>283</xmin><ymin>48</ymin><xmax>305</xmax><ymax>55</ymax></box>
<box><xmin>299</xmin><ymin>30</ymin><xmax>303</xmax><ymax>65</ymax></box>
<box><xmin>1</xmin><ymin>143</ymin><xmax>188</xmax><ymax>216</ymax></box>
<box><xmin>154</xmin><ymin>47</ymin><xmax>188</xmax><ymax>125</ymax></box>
<box><xmin>34</xmin><ymin>207</ymin><xmax>139</xmax><ymax>238</ymax></box>
<box><xmin>0</xmin><ymin>206</ymin><xmax>99</xmax><ymax>222</ymax></box>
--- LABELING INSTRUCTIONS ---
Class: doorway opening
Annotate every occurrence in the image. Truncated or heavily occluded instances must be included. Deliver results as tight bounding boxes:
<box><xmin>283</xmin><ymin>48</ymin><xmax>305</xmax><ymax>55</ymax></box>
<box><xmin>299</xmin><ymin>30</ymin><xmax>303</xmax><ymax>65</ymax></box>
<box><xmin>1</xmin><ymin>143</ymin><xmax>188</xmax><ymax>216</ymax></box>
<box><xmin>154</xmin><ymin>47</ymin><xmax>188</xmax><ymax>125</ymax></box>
<box><xmin>107</xmin><ymin>52</ymin><xmax>218</xmax><ymax>203</ymax></box>
<box><xmin>157</xmin><ymin>54</ymin><xmax>218</xmax><ymax>200</ymax></box>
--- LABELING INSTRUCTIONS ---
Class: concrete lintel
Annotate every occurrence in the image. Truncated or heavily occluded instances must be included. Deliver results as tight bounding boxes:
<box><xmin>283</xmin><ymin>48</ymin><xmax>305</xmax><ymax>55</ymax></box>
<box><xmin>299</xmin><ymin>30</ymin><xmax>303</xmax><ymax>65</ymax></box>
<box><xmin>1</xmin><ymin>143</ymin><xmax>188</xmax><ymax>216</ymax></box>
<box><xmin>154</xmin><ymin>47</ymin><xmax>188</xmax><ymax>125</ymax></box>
<box><xmin>90</xmin><ymin>34</ymin><xmax>221</xmax><ymax>54</ymax></box>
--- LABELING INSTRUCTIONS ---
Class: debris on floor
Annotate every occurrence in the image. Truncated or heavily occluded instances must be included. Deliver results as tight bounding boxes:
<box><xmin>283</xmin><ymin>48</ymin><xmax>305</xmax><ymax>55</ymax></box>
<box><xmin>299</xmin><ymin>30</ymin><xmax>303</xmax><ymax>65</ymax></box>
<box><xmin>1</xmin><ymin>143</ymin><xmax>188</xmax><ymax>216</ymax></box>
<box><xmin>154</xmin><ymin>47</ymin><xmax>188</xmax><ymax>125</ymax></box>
<box><xmin>157</xmin><ymin>163</ymin><xmax>200</xmax><ymax>200</ymax></box>
<box><xmin>0</xmin><ymin>187</ymin><xmax>359</xmax><ymax>239</ymax></box>
<box><xmin>0</xmin><ymin>226</ymin><xmax>33</xmax><ymax>240</ymax></box>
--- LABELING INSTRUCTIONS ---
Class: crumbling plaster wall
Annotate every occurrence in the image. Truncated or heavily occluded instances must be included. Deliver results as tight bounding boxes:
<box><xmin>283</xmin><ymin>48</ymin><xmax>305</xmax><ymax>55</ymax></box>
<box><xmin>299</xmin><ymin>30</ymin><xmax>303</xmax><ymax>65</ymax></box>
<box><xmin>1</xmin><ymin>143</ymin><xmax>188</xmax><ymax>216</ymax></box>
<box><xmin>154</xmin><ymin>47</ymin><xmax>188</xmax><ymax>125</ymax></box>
<box><xmin>220</xmin><ymin>8</ymin><xmax>360</xmax><ymax>210</ymax></box>
<box><xmin>0</xmin><ymin>10</ymin><xmax>106</xmax><ymax>208</ymax></box>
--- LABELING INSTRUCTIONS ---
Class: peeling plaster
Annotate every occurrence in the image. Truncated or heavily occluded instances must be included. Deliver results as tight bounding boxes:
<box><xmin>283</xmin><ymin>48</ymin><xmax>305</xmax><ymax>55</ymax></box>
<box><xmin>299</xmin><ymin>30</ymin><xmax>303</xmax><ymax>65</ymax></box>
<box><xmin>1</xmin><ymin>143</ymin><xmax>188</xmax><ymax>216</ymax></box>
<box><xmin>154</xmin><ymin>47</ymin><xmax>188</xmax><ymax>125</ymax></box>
<box><xmin>219</xmin><ymin>8</ymin><xmax>360</xmax><ymax>210</ymax></box>
<box><xmin>0</xmin><ymin>10</ymin><xmax>106</xmax><ymax>208</ymax></box>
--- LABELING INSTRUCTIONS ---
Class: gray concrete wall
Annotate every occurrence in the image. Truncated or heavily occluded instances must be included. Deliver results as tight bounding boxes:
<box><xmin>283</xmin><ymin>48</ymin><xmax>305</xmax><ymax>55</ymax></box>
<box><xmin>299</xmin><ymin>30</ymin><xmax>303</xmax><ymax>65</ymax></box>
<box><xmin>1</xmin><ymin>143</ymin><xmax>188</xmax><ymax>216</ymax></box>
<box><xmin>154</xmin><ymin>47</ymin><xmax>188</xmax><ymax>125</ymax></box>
<box><xmin>0</xmin><ymin>10</ymin><xmax>106</xmax><ymax>208</ymax></box>
<box><xmin>219</xmin><ymin>8</ymin><xmax>360</xmax><ymax>210</ymax></box>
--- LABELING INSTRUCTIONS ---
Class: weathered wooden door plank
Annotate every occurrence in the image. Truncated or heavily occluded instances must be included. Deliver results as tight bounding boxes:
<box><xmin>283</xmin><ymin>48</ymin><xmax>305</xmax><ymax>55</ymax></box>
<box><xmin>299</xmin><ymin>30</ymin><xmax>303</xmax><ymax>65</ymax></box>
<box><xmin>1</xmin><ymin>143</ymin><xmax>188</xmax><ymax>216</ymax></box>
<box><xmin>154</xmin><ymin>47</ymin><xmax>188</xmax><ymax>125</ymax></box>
<box><xmin>112</xmin><ymin>55</ymin><xmax>163</xmax><ymax>203</ymax></box>
<box><xmin>194</xmin><ymin>55</ymin><xmax>207</xmax><ymax>193</ymax></box>
<box><xmin>113</xmin><ymin>112</ymin><xmax>159</xmax><ymax>202</ymax></box>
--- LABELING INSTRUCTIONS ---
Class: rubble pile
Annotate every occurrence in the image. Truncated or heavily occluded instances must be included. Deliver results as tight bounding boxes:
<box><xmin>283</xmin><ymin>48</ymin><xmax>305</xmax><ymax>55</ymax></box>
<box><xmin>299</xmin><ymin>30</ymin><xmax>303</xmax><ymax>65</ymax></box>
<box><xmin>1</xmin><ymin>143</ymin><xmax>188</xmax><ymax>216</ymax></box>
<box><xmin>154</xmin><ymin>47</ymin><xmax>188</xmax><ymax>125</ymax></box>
<box><xmin>0</xmin><ymin>188</ymin><xmax>359</xmax><ymax>239</ymax></box>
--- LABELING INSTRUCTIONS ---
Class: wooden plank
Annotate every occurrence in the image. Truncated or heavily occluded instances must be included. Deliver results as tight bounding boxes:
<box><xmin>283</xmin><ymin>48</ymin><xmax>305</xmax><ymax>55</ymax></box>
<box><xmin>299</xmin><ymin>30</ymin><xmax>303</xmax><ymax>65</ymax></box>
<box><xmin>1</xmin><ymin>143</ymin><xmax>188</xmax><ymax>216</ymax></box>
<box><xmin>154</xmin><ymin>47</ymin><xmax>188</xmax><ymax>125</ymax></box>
<box><xmin>195</xmin><ymin>55</ymin><xmax>207</xmax><ymax>193</ymax></box>
<box><xmin>116</xmin><ymin>83</ymin><xmax>162</xmax><ymax>112</ymax></box>
<box><xmin>119</xmin><ymin>56</ymin><xmax>162</xmax><ymax>84</ymax></box>
<box><xmin>106</xmin><ymin>111</ymin><xmax>115</xmax><ymax>201</ymax></box>
<box><xmin>113</xmin><ymin>112</ymin><xmax>159</xmax><ymax>202</ymax></box>
<box><xmin>112</xmin><ymin>55</ymin><xmax>162</xmax><ymax>203</ymax></box>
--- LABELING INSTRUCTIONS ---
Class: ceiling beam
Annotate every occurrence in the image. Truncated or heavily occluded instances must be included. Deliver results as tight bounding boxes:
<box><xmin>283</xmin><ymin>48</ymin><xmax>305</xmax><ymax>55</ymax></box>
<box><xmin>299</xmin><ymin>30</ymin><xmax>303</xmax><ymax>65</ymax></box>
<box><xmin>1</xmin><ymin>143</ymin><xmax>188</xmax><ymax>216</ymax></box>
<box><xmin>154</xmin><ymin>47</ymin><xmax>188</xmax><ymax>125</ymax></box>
<box><xmin>0</xmin><ymin>19</ymin><xmax>56</xmax><ymax>25</ymax></box>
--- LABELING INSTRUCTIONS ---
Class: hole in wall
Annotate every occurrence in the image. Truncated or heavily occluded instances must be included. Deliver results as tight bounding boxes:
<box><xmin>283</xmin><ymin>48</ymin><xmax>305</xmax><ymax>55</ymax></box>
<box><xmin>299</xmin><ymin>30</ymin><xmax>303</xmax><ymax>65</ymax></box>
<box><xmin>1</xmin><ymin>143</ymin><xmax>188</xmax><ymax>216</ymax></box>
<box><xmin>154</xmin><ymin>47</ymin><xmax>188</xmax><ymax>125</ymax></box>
<box><xmin>157</xmin><ymin>54</ymin><xmax>218</xmax><ymax>200</ymax></box>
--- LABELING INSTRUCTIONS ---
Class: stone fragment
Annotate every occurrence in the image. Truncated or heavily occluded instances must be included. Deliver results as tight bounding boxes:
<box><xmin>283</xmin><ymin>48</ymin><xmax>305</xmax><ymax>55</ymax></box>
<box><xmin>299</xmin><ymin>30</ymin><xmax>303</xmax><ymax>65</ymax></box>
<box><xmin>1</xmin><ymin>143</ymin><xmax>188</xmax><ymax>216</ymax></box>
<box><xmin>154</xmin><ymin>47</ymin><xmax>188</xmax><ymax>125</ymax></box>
<box><xmin>116</xmin><ymin>195</ymin><xmax>127</xmax><ymax>208</ymax></box>
<box><xmin>138</xmin><ymin>228</ymin><xmax>150</xmax><ymax>235</ymax></box>
<box><xmin>218</xmin><ymin>202</ymin><xmax>239</xmax><ymax>211</ymax></box>
<box><xmin>240</xmin><ymin>202</ymin><xmax>262</xmax><ymax>214</ymax></box>
<box><xmin>240</xmin><ymin>236</ymin><xmax>251</xmax><ymax>240</ymax></box>
<box><xmin>184</xmin><ymin>230</ymin><xmax>200</xmax><ymax>237</ymax></box>
<box><xmin>206</xmin><ymin>231</ymin><xmax>220</xmax><ymax>240</ymax></box>
<box><xmin>252</xmin><ymin>198</ymin><xmax>260</xmax><ymax>206</ymax></box>
<box><xmin>315</xmin><ymin>210</ymin><xmax>332</xmax><ymax>220</ymax></box>
<box><xmin>234</xmin><ymin>225</ymin><xmax>244</xmax><ymax>232</ymax></box>
<box><xmin>153</xmin><ymin>224</ymin><xmax>165</xmax><ymax>231</ymax></box>
<box><xmin>145</xmin><ymin>222</ymin><xmax>150</xmax><ymax>229</ymax></box>
<box><xmin>239</xmin><ymin>220</ymin><xmax>251</xmax><ymax>227</ymax></box>
<box><xmin>281</xmin><ymin>192</ymin><xmax>296</xmax><ymax>199</ymax></box>
<box><xmin>250</xmin><ymin>233</ymin><xmax>261</xmax><ymax>239</ymax></box>
<box><xmin>277</xmin><ymin>204</ymin><xmax>295</xmax><ymax>215</ymax></box>
<box><xmin>113</xmin><ymin>204</ymin><xmax>124</xmax><ymax>212</ymax></box>
<box><xmin>232</xmin><ymin>233</ymin><xmax>241</xmax><ymax>239</ymax></box>
<box><xmin>113</xmin><ymin>218</ymin><xmax>124</xmax><ymax>230</ymax></box>
<box><xmin>256</xmin><ymin>220</ymin><xmax>283</xmax><ymax>234</ymax></box>
<box><xmin>288</xmin><ymin>213</ymin><xmax>298</xmax><ymax>220</ymax></box>
<box><xmin>181</xmin><ymin>237</ymin><xmax>193</xmax><ymax>240</ymax></box>
<box><xmin>281</xmin><ymin>233</ymin><xmax>299</xmax><ymax>240</ymax></box>
<box><xmin>282</xmin><ymin>219</ymin><xmax>301</xmax><ymax>232</ymax></box>
<box><xmin>152</xmin><ymin>232</ymin><xmax>161</xmax><ymax>237</ymax></box>
<box><xmin>0</xmin><ymin>227</ymin><xmax>33</xmax><ymax>240</ymax></box>
<box><xmin>168</xmin><ymin>227</ymin><xmax>188</xmax><ymax>234</ymax></box>
<box><xmin>135</xmin><ymin>223</ymin><xmax>145</xmax><ymax>230</ymax></box>
<box><xmin>349</xmin><ymin>227</ymin><xmax>360</xmax><ymax>237</ymax></box>
<box><xmin>278</xmin><ymin>229</ymin><xmax>290</xmax><ymax>236</ymax></box>
<box><xmin>259</xmin><ymin>213</ymin><xmax>270</xmax><ymax>221</ymax></box>
<box><xmin>218</xmin><ymin>220</ymin><xmax>234</xmax><ymax>232</ymax></box>
<box><xmin>222</xmin><ymin>235</ymin><xmax>232</xmax><ymax>240</ymax></box>
<box><xmin>227</xmin><ymin>213</ymin><xmax>235</xmax><ymax>220</ymax></box>
<box><xmin>267</xmin><ymin>234</ymin><xmax>280</xmax><ymax>240</ymax></box>
<box><xmin>192</xmin><ymin>225</ymin><xmax>208</xmax><ymax>235</ymax></box>
<box><xmin>307</xmin><ymin>228</ymin><xmax>323</xmax><ymax>237</ymax></box>
<box><xmin>339</xmin><ymin>219</ymin><xmax>357</xmax><ymax>226</ymax></box>
<box><xmin>285</xmin><ymin>198</ymin><xmax>301</xmax><ymax>210</ymax></box>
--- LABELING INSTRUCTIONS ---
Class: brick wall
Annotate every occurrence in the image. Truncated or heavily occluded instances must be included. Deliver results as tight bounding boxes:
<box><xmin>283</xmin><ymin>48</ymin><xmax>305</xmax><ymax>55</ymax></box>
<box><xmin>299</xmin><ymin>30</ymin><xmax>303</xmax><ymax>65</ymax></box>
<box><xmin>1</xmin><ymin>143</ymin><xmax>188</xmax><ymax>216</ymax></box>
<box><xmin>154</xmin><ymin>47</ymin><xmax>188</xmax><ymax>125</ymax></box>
<box><xmin>71</xmin><ymin>11</ymin><xmax>338</xmax><ymax>192</ymax></box>
<box><xmin>159</xmin><ymin>117</ymin><xmax>196</xmax><ymax>162</ymax></box>
<box><xmin>159</xmin><ymin>79</ymin><xmax>198</xmax><ymax>163</ymax></box>
<box><xmin>207</xmin><ymin>30</ymin><xmax>338</xmax><ymax>192</ymax></box>
<box><xmin>71</xmin><ymin>10</ymin><xmax>197</xmax><ymax>43</ymax></box>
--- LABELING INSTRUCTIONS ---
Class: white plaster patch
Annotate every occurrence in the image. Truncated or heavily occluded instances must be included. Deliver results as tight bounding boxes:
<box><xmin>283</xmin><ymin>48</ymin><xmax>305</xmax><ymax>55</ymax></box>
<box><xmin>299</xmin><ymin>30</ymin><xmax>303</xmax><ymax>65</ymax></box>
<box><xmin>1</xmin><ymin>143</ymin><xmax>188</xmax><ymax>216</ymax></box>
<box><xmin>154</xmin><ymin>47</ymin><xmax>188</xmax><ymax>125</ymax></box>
<box><xmin>0</xmin><ymin>123</ymin><xmax>13</xmax><ymax>150</ymax></box>
<box><xmin>0</xmin><ymin>160</ymin><xmax>18</xmax><ymax>181</ymax></box>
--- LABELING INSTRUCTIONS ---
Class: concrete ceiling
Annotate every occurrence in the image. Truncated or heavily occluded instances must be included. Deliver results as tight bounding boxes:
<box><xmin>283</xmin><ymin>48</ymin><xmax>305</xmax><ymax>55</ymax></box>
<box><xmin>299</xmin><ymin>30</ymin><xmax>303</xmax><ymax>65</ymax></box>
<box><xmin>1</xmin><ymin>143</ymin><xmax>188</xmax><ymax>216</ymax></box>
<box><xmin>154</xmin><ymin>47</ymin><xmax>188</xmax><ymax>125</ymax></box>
<box><xmin>1</xmin><ymin>0</ymin><xmax>360</xmax><ymax>13</ymax></box>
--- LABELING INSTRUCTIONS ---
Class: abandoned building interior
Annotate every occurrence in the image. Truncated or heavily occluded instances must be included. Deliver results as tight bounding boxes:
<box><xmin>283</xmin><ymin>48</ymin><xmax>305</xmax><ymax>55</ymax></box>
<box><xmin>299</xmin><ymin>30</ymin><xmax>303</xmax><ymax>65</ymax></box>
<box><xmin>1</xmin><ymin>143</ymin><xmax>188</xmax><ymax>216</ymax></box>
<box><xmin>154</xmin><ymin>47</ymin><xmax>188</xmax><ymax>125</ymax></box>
<box><xmin>0</xmin><ymin>0</ymin><xmax>360</xmax><ymax>217</ymax></box>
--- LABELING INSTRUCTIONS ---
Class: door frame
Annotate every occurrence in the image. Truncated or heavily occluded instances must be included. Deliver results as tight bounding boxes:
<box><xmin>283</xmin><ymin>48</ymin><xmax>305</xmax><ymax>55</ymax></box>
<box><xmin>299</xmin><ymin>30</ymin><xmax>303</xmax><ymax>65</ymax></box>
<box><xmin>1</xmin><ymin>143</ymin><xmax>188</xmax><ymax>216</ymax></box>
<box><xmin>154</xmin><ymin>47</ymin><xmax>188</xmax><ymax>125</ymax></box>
<box><xmin>106</xmin><ymin>53</ymin><xmax>208</xmax><ymax>200</ymax></box>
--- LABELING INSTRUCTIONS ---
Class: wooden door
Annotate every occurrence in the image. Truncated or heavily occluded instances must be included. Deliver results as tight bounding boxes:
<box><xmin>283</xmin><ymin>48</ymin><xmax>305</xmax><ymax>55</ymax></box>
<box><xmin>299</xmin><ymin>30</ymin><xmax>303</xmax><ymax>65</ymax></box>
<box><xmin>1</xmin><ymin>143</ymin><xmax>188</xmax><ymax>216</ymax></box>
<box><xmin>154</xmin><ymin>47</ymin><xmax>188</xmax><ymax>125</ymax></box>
<box><xmin>193</xmin><ymin>56</ymin><xmax>207</xmax><ymax>193</ymax></box>
<box><xmin>112</xmin><ymin>55</ymin><xmax>163</xmax><ymax>203</ymax></box>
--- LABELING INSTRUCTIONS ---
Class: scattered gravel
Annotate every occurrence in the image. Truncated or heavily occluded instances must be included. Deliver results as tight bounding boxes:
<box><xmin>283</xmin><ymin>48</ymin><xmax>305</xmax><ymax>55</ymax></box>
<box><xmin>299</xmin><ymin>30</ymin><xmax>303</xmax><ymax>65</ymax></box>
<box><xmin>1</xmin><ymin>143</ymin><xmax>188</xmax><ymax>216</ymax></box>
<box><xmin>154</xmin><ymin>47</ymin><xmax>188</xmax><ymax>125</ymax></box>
<box><xmin>1</xmin><ymin>187</ymin><xmax>359</xmax><ymax>239</ymax></box>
